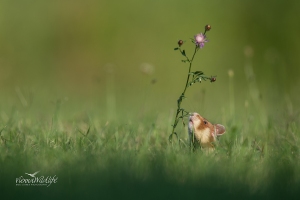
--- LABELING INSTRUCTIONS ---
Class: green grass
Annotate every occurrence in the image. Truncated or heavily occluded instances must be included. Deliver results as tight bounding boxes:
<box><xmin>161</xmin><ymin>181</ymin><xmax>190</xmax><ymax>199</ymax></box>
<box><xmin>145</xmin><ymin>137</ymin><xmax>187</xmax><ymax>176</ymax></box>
<box><xmin>0</xmin><ymin>96</ymin><xmax>299</xmax><ymax>199</ymax></box>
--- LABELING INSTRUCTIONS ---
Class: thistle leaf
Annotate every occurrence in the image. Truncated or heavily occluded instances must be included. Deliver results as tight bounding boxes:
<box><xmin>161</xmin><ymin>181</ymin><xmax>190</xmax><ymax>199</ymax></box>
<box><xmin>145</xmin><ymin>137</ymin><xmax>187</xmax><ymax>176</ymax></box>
<box><xmin>181</xmin><ymin>50</ymin><xmax>186</xmax><ymax>56</ymax></box>
<box><xmin>194</xmin><ymin>71</ymin><xmax>204</xmax><ymax>75</ymax></box>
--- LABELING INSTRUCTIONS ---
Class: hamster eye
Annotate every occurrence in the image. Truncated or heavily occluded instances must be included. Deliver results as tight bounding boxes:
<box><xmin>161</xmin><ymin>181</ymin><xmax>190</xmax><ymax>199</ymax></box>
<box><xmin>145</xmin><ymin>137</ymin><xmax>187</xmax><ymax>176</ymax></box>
<box><xmin>204</xmin><ymin>121</ymin><xmax>207</xmax><ymax>125</ymax></box>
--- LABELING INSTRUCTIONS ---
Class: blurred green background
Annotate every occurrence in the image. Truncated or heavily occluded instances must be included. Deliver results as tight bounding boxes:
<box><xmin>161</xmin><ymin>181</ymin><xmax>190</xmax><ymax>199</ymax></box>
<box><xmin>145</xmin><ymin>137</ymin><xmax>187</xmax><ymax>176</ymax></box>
<box><xmin>0</xmin><ymin>0</ymin><xmax>300</xmax><ymax>121</ymax></box>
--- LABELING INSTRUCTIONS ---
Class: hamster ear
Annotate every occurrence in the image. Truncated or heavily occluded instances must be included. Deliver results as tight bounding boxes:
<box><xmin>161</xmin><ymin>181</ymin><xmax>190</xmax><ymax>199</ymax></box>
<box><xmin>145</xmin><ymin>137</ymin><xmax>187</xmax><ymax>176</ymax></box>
<box><xmin>215</xmin><ymin>124</ymin><xmax>226</xmax><ymax>136</ymax></box>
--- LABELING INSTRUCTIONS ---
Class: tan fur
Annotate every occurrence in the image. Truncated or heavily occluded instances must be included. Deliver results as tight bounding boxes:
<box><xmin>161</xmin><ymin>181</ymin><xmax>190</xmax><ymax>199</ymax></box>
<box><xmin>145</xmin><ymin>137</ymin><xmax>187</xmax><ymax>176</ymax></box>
<box><xmin>188</xmin><ymin>112</ymin><xmax>225</xmax><ymax>150</ymax></box>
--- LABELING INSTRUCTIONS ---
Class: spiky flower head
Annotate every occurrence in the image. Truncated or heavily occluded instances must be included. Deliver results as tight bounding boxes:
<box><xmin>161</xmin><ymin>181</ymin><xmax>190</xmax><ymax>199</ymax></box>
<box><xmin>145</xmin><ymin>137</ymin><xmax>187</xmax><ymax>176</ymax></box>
<box><xmin>194</xmin><ymin>33</ymin><xmax>208</xmax><ymax>48</ymax></box>
<box><xmin>205</xmin><ymin>24</ymin><xmax>211</xmax><ymax>31</ymax></box>
<box><xmin>178</xmin><ymin>40</ymin><xmax>184</xmax><ymax>47</ymax></box>
<box><xmin>210</xmin><ymin>76</ymin><xmax>217</xmax><ymax>82</ymax></box>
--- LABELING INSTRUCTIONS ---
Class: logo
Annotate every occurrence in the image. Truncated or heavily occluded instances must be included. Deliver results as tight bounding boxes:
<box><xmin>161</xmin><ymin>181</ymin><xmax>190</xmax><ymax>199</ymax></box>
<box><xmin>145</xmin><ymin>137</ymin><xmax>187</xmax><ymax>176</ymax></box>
<box><xmin>16</xmin><ymin>171</ymin><xmax>58</xmax><ymax>187</ymax></box>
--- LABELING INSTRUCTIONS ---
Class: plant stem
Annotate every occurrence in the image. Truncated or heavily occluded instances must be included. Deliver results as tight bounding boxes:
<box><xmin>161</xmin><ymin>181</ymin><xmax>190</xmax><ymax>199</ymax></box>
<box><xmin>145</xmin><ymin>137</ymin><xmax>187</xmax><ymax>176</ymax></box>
<box><xmin>183</xmin><ymin>47</ymin><xmax>198</xmax><ymax>94</ymax></box>
<box><xmin>170</xmin><ymin>46</ymin><xmax>198</xmax><ymax>142</ymax></box>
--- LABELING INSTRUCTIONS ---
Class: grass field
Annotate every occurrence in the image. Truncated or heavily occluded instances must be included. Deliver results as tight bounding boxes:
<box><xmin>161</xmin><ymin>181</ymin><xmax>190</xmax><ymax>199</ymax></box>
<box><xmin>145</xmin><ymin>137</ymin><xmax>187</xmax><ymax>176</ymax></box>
<box><xmin>1</xmin><ymin>87</ymin><xmax>300</xmax><ymax>199</ymax></box>
<box><xmin>1</xmin><ymin>1</ymin><xmax>300</xmax><ymax>199</ymax></box>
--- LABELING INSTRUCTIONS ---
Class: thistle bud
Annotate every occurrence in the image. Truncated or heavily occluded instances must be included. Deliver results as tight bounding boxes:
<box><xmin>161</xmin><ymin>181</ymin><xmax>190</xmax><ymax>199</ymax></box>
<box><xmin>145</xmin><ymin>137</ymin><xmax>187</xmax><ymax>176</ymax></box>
<box><xmin>210</xmin><ymin>76</ymin><xmax>216</xmax><ymax>82</ymax></box>
<box><xmin>178</xmin><ymin>40</ymin><xmax>184</xmax><ymax>47</ymax></box>
<box><xmin>205</xmin><ymin>25</ymin><xmax>211</xmax><ymax>31</ymax></box>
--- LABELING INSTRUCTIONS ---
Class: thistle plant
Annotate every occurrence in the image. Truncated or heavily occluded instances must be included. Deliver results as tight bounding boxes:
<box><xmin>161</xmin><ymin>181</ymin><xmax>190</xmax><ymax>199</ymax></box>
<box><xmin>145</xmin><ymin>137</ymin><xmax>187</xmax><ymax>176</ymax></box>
<box><xmin>169</xmin><ymin>24</ymin><xmax>217</xmax><ymax>143</ymax></box>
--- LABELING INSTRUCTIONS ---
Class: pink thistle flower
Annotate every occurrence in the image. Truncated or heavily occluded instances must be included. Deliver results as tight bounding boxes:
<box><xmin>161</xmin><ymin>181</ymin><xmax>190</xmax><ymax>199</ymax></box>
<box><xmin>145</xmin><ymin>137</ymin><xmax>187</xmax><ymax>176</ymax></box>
<box><xmin>194</xmin><ymin>33</ymin><xmax>208</xmax><ymax>48</ymax></box>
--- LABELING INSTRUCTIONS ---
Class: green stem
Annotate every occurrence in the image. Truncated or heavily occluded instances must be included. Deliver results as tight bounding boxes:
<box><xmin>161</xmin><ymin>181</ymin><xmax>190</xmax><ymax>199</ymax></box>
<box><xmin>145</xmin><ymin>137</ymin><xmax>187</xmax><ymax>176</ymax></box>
<box><xmin>170</xmin><ymin>46</ymin><xmax>198</xmax><ymax>142</ymax></box>
<box><xmin>183</xmin><ymin>47</ymin><xmax>198</xmax><ymax>94</ymax></box>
